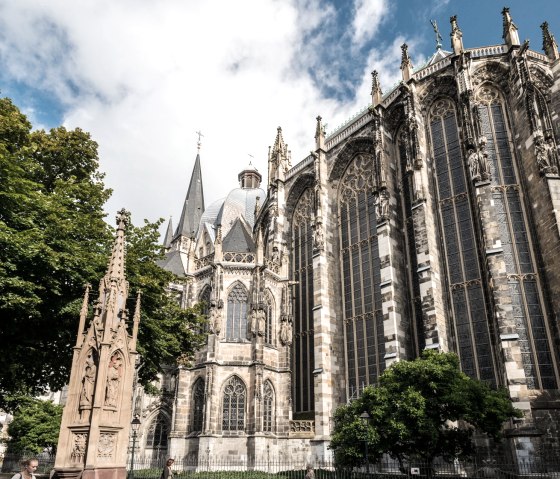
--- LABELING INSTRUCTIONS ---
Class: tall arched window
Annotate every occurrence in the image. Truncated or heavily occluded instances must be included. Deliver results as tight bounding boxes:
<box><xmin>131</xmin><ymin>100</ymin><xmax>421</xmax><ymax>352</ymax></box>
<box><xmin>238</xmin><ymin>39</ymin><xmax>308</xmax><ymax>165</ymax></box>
<box><xmin>475</xmin><ymin>85</ymin><xmax>557</xmax><ymax>389</ymax></box>
<box><xmin>429</xmin><ymin>98</ymin><xmax>497</xmax><ymax>384</ymax></box>
<box><xmin>264</xmin><ymin>289</ymin><xmax>274</xmax><ymax>345</ymax></box>
<box><xmin>146</xmin><ymin>411</ymin><xmax>169</xmax><ymax>449</ymax></box>
<box><xmin>222</xmin><ymin>376</ymin><xmax>246</xmax><ymax>432</ymax></box>
<box><xmin>226</xmin><ymin>283</ymin><xmax>249</xmax><ymax>341</ymax></box>
<box><xmin>198</xmin><ymin>286</ymin><xmax>212</xmax><ymax>333</ymax></box>
<box><xmin>338</xmin><ymin>153</ymin><xmax>385</xmax><ymax>394</ymax></box>
<box><xmin>191</xmin><ymin>378</ymin><xmax>205</xmax><ymax>433</ymax></box>
<box><xmin>291</xmin><ymin>188</ymin><xmax>315</xmax><ymax>415</ymax></box>
<box><xmin>263</xmin><ymin>381</ymin><xmax>274</xmax><ymax>433</ymax></box>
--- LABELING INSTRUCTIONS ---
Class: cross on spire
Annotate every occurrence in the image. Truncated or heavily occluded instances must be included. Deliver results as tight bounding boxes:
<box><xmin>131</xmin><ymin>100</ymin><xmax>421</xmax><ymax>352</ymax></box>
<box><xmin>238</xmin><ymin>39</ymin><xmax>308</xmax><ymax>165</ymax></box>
<box><xmin>196</xmin><ymin>130</ymin><xmax>204</xmax><ymax>151</ymax></box>
<box><xmin>430</xmin><ymin>19</ymin><xmax>443</xmax><ymax>50</ymax></box>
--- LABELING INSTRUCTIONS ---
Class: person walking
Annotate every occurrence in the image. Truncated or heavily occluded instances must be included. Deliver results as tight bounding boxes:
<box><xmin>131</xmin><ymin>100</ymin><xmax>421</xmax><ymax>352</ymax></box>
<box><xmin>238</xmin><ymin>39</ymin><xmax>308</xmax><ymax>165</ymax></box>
<box><xmin>161</xmin><ymin>458</ymin><xmax>175</xmax><ymax>479</ymax></box>
<box><xmin>305</xmin><ymin>465</ymin><xmax>315</xmax><ymax>479</ymax></box>
<box><xmin>11</xmin><ymin>458</ymin><xmax>39</xmax><ymax>479</ymax></box>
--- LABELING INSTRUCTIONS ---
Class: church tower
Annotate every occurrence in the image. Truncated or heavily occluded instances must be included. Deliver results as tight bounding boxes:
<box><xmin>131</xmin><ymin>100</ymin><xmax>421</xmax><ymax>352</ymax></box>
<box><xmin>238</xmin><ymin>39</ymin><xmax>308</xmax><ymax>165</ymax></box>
<box><xmin>54</xmin><ymin>210</ymin><xmax>140</xmax><ymax>479</ymax></box>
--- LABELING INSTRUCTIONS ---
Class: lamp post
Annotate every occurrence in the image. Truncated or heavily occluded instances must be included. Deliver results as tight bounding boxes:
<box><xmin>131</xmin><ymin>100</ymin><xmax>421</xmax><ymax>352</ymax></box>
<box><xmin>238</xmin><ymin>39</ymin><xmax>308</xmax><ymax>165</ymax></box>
<box><xmin>360</xmin><ymin>411</ymin><xmax>371</xmax><ymax>477</ymax></box>
<box><xmin>129</xmin><ymin>415</ymin><xmax>141</xmax><ymax>479</ymax></box>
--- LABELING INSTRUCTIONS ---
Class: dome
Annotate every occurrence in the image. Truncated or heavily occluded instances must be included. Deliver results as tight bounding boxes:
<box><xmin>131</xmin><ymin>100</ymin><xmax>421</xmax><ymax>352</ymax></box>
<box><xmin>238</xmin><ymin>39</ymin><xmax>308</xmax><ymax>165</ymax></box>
<box><xmin>199</xmin><ymin>186</ymin><xmax>265</xmax><ymax>239</ymax></box>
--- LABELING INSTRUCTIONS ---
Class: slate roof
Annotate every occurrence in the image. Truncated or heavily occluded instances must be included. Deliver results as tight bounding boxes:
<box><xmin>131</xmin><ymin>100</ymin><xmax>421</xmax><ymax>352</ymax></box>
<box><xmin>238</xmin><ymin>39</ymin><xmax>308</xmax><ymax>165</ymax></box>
<box><xmin>157</xmin><ymin>250</ymin><xmax>186</xmax><ymax>277</ymax></box>
<box><xmin>174</xmin><ymin>153</ymin><xmax>205</xmax><ymax>240</ymax></box>
<box><xmin>222</xmin><ymin>217</ymin><xmax>256</xmax><ymax>253</ymax></box>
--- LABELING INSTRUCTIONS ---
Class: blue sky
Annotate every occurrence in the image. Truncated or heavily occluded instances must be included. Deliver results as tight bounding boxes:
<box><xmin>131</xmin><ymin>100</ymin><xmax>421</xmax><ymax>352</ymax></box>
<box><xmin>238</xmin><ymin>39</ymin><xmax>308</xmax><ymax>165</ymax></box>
<box><xmin>1</xmin><ymin>0</ymin><xmax>559</xmax><ymax>227</ymax></box>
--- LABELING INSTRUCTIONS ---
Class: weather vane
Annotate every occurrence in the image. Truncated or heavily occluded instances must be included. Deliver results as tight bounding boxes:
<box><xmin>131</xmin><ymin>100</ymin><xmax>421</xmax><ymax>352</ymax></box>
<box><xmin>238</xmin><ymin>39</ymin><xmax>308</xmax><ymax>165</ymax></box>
<box><xmin>430</xmin><ymin>19</ymin><xmax>443</xmax><ymax>50</ymax></box>
<box><xmin>196</xmin><ymin>130</ymin><xmax>204</xmax><ymax>151</ymax></box>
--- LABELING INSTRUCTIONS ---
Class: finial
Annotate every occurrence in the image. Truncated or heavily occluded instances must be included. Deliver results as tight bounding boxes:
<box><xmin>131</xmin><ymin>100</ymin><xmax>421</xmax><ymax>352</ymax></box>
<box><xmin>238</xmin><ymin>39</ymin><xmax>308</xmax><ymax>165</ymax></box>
<box><xmin>116</xmin><ymin>208</ymin><xmax>130</xmax><ymax>230</ymax></box>
<box><xmin>315</xmin><ymin>116</ymin><xmax>325</xmax><ymax>150</ymax></box>
<box><xmin>400</xmin><ymin>44</ymin><xmax>413</xmax><ymax>82</ymax></box>
<box><xmin>130</xmin><ymin>290</ymin><xmax>141</xmax><ymax>351</ymax></box>
<box><xmin>196</xmin><ymin>130</ymin><xmax>204</xmax><ymax>152</ymax></box>
<box><xmin>541</xmin><ymin>21</ymin><xmax>560</xmax><ymax>61</ymax></box>
<box><xmin>502</xmin><ymin>7</ymin><xmax>520</xmax><ymax>48</ymax></box>
<box><xmin>75</xmin><ymin>283</ymin><xmax>91</xmax><ymax>347</ymax></box>
<box><xmin>430</xmin><ymin>19</ymin><xmax>443</xmax><ymax>50</ymax></box>
<box><xmin>371</xmin><ymin>70</ymin><xmax>383</xmax><ymax>107</ymax></box>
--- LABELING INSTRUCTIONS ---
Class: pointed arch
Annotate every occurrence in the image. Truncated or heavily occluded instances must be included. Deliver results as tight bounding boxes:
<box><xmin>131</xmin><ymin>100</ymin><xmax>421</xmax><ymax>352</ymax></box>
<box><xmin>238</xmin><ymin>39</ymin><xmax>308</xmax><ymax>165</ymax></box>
<box><xmin>226</xmin><ymin>282</ymin><xmax>249</xmax><ymax>341</ymax></box>
<box><xmin>145</xmin><ymin>409</ymin><xmax>170</xmax><ymax>449</ymax></box>
<box><xmin>221</xmin><ymin>375</ymin><xmax>246</xmax><ymax>432</ymax></box>
<box><xmin>337</xmin><ymin>152</ymin><xmax>385</xmax><ymax>393</ymax></box>
<box><xmin>263</xmin><ymin>380</ymin><xmax>275</xmax><ymax>433</ymax></box>
<box><xmin>428</xmin><ymin>96</ymin><xmax>497</xmax><ymax>384</ymax></box>
<box><xmin>290</xmin><ymin>188</ymin><xmax>315</xmax><ymax>416</ymax></box>
<box><xmin>263</xmin><ymin>289</ymin><xmax>275</xmax><ymax>345</ymax></box>
<box><xmin>191</xmin><ymin>377</ymin><xmax>205</xmax><ymax>433</ymax></box>
<box><xmin>198</xmin><ymin>285</ymin><xmax>212</xmax><ymax>316</ymax></box>
<box><xmin>473</xmin><ymin>83</ymin><xmax>557</xmax><ymax>389</ymax></box>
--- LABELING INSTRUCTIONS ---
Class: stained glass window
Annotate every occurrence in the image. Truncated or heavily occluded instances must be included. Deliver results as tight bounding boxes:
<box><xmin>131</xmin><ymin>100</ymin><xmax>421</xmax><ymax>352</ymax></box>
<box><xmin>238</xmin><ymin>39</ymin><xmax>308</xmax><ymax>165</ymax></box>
<box><xmin>429</xmin><ymin>98</ymin><xmax>497</xmax><ymax>385</ymax></box>
<box><xmin>291</xmin><ymin>188</ymin><xmax>315</xmax><ymax>414</ymax></box>
<box><xmin>222</xmin><ymin>376</ymin><xmax>246</xmax><ymax>431</ymax></box>
<box><xmin>226</xmin><ymin>283</ymin><xmax>249</xmax><ymax>341</ymax></box>
<box><xmin>146</xmin><ymin>411</ymin><xmax>169</xmax><ymax>448</ymax></box>
<box><xmin>192</xmin><ymin>378</ymin><xmax>204</xmax><ymax>433</ymax></box>
<box><xmin>263</xmin><ymin>381</ymin><xmax>274</xmax><ymax>432</ymax></box>
<box><xmin>338</xmin><ymin>153</ymin><xmax>385</xmax><ymax>395</ymax></box>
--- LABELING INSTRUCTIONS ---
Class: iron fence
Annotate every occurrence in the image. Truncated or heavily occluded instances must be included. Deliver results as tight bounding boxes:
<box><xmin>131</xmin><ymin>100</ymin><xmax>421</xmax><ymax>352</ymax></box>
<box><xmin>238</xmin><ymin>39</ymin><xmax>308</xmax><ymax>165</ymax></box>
<box><xmin>3</xmin><ymin>454</ymin><xmax>560</xmax><ymax>479</ymax></box>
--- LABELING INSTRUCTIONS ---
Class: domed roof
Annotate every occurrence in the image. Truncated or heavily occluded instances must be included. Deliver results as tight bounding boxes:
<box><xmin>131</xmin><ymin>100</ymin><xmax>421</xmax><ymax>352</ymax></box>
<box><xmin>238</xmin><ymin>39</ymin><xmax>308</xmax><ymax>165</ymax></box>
<box><xmin>199</xmin><ymin>186</ymin><xmax>265</xmax><ymax>239</ymax></box>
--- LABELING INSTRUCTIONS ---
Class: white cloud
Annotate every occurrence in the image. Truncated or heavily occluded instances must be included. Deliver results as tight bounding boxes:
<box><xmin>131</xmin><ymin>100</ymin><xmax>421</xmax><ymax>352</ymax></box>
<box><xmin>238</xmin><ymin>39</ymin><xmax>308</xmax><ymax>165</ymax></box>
<box><xmin>0</xmin><ymin>0</ymin><xmax>398</xmax><ymax>234</ymax></box>
<box><xmin>352</xmin><ymin>0</ymin><xmax>389</xmax><ymax>46</ymax></box>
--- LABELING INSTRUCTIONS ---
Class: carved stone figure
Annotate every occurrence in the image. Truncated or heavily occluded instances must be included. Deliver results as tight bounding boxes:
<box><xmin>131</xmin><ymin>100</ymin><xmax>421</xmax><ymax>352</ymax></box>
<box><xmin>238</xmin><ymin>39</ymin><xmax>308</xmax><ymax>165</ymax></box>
<box><xmin>79</xmin><ymin>351</ymin><xmax>97</xmax><ymax>415</ymax></box>
<box><xmin>256</xmin><ymin>309</ymin><xmax>266</xmax><ymax>336</ymax></box>
<box><xmin>374</xmin><ymin>191</ymin><xmax>389</xmax><ymax>222</ymax></box>
<box><xmin>71</xmin><ymin>433</ymin><xmax>87</xmax><ymax>462</ymax></box>
<box><xmin>314</xmin><ymin>224</ymin><xmax>325</xmax><ymax>250</ymax></box>
<box><xmin>537</xmin><ymin>133</ymin><xmax>560</xmax><ymax>175</ymax></box>
<box><xmin>208</xmin><ymin>305</ymin><xmax>222</xmax><ymax>335</ymax></box>
<box><xmin>249</xmin><ymin>308</ymin><xmax>258</xmax><ymax>336</ymax></box>
<box><xmin>104</xmin><ymin>353</ymin><xmax>122</xmax><ymax>408</ymax></box>
<box><xmin>468</xmin><ymin>137</ymin><xmax>491</xmax><ymax>182</ymax></box>
<box><xmin>279</xmin><ymin>319</ymin><xmax>293</xmax><ymax>346</ymax></box>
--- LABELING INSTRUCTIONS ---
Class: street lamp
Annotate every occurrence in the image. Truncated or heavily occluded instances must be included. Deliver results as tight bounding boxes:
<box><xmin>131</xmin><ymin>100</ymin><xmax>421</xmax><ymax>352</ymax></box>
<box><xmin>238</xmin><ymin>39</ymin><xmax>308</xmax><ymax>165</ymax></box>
<box><xmin>360</xmin><ymin>411</ymin><xmax>371</xmax><ymax>477</ymax></box>
<box><xmin>129</xmin><ymin>415</ymin><xmax>142</xmax><ymax>479</ymax></box>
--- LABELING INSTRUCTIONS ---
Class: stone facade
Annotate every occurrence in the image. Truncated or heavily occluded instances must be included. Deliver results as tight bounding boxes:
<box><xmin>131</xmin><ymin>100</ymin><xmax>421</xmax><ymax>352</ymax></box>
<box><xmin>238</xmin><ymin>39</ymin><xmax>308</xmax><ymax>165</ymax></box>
<box><xmin>134</xmin><ymin>10</ymin><xmax>560</xmax><ymax>464</ymax></box>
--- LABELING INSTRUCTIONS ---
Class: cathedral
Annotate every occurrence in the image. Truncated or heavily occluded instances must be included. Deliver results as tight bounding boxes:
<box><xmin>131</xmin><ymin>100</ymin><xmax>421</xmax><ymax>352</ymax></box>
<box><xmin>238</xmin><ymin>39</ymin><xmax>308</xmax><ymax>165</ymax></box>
<box><xmin>132</xmin><ymin>10</ymin><xmax>560</xmax><ymax>465</ymax></box>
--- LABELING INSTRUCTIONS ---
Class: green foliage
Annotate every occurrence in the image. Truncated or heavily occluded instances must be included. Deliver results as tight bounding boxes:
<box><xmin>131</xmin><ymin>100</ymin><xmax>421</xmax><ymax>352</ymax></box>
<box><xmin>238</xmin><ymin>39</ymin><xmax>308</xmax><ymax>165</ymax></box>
<box><xmin>0</xmin><ymin>97</ymin><xmax>206</xmax><ymax>409</ymax></box>
<box><xmin>4</xmin><ymin>396</ymin><xmax>63</xmax><ymax>454</ymax></box>
<box><xmin>330</xmin><ymin>351</ymin><xmax>522</xmax><ymax>469</ymax></box>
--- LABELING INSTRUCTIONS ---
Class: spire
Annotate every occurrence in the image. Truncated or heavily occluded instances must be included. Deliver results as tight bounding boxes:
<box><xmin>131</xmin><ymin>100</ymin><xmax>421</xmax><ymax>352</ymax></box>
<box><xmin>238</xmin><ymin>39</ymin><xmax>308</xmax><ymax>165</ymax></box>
<box><xmin>371</xmin><ymin>70</ymin><xmax>383</xmax><ymax>107</ymax></box>
<box><xmin>75</xmin><ymin>283</ymin><xmax>91</xmax><ymax>347</ymax></box>
<box><xmin>175</xmin><ymin>152</ymin><xmax>205</xmax><ymax>240</ymax></box>
<box><xmin>400</xmin><ymin>44</ymin><xmax>414</xmax><ymax>82</ymax></box>
<box><xmin>163</xmin><ymin>217</ymin><xmax>173</xmax><ymax>249</ymax></box>
<box><xmin>108</xmin><ymin>209</ymin><xmax>129</xmax><ymax>282</ymax></box>
<box><xmin>450</xmin><ymin>15</ymin><xmax>464</xmax><ymax>55</ymax></box>
<box><xmin>315</xmin><ymin>116</ymin><xmax>325</xmax><ymax>150</ymax></box>
<box><xmin>502</xmin><ymin>7</ymin><xmax>520</xmax><ymax>49</ymax></box>
<box><xmin>541</xmin><ymin>21</ymin><xmax>560</xmax><ymax>61</ymax></box>
<box><xmin>272</xmin><ymin>127</ymin><xmax>287</xmax><ymax>158</ymax></box>
<box><xmin>130</xmin><ymin>291</ymin><xmax>141</xmax><ymax>351</ymax></box>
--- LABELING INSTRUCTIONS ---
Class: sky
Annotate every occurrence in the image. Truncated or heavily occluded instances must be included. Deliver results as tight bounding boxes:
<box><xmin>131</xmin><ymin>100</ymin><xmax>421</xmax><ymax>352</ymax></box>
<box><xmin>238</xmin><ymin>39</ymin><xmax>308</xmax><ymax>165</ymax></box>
<box><xmin>1</xmin><ymin>0</ymin><xmax>559</xmax><ymax>237</ymax></box>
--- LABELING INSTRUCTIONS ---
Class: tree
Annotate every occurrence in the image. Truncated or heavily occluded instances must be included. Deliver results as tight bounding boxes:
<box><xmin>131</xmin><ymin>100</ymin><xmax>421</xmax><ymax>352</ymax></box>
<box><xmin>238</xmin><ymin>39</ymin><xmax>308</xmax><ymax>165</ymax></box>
<box><xmin>0</xmin><ymin>97</ymin><xmax>206</xmax><ymax>408</ymax></box>
<box><xmin>330</xmin><ymin>351</ymin><xmax>522</xmax><ymax>470</ymax></box>
<box><xmin>4</xmin><ymin>396</ymin><xmax>63</xmax><ymax>455</ymax></box>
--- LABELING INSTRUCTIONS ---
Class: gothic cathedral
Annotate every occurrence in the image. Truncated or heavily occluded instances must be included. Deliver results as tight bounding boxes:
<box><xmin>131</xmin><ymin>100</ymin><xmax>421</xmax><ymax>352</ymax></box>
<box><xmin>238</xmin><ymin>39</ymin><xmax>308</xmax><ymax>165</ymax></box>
<box><xmin>132</xmin><ymin>11</ymin><xmax>560</xmax><ymax>463</ymax></box>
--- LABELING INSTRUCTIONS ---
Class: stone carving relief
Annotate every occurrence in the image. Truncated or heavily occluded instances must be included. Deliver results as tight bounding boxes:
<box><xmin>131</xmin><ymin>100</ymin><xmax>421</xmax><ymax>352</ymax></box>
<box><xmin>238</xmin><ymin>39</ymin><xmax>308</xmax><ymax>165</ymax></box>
<box><xmin>79</xmin><ymin>349</ymin><xmax>98</xmax><ymax>418</ymax></box>
<box><xmin>374</xmin><ymin>190</ymin><xmax>390</xmax><ymax>223</ymax></box>
<box><xmin>70</xmin><ymin>433</ymin><xmax>87</xmax><ymax>463</ymax></box>
<box><xmin>471</xmin><ymin>63</ymin><xmax>509</xmax><ymax>92</ymax></box>
<box><xmin>104</xmin><ymin>352</ymin><xmax>123</xmax><ymax>408</ymax></box>
<box><xmin>535</xmin><ymin>130</ymin><xmax>559</xmax><ymax>176</ymax></box>
<box><xmin>97</xmin><ymin>433</ymin><xmax>115</xmax><ymax>460</ymax></box>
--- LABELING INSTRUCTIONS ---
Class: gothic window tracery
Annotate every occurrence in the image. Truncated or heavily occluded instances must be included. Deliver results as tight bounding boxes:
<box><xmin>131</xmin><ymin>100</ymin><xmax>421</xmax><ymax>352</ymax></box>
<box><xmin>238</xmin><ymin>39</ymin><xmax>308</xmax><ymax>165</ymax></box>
<box><xmin>475</xmin><ymin>85</ymin><xmax>557</xmax><ymax>389</ymax></box>
<box><xmin>291</xmin><ymin>188</ymin><xmax>315</xmax><ymax>415</ymax></box>
<box><xmin>222</xmin><ymin>376</ymin><xmax>246</xmax><ymax>432</ymax></box>
<box><xmin>191</xmin><ymin>378</ymin><xmax>204</xmax><ymax>433</ymax></box>
<box><xmin>146</xmin><ymin>411</ymin><xmax>169</xmax><ymax>449</ymax></box>
<box><xmin>263</xmin><ymin>381</ymin><xmax>274</xmax><ymax>433</ymax></box>
<box><xmin>226</xmin><ymin>282</ymin><xmax>249</xmax><ymax>341</ymax></box>
<box><xmin>338</xmin><ymin>153</ymin><xmax>385</xmax><ymax>394</ymax></box>
<box><xmin>429</xmin><ymin>97</ymin><xmax>497</xmax><ymax>384</ymax></box>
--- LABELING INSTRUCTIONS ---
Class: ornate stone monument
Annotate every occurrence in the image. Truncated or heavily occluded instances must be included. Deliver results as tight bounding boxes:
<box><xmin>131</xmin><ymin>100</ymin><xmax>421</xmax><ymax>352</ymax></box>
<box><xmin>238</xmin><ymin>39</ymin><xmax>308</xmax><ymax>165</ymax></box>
<box><xmin>53</xmin><ymin>209</ymin><xmax>140</xmax><ymax>479</ymax></box>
